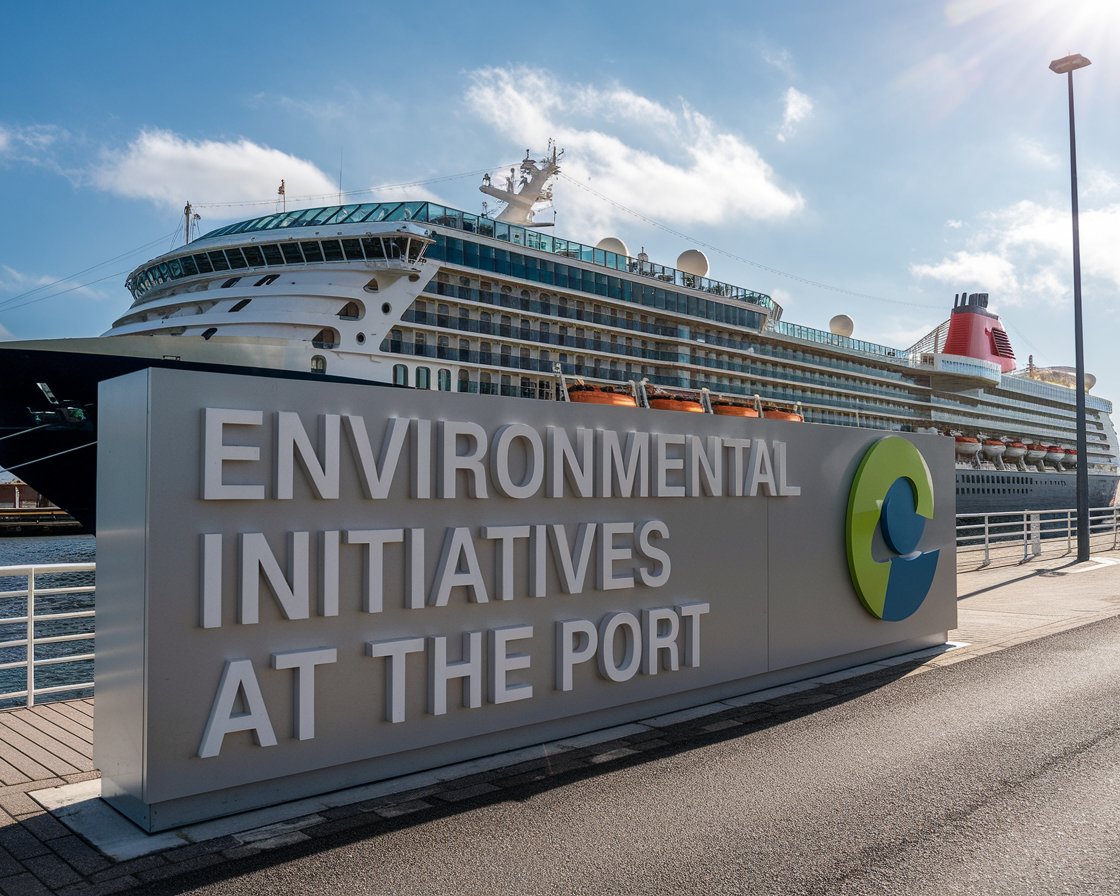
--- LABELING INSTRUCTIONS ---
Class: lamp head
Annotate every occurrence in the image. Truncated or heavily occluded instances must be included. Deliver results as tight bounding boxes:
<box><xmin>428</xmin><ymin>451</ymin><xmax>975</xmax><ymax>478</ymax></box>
<box><xmin>1050</xmin><ymin>54</ymin><xmax>1091</xmax><ymax>74</ymax></box>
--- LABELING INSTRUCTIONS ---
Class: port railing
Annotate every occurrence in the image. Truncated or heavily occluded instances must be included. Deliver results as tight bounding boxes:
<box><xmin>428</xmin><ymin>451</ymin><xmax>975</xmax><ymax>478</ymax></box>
<box><xmin>0</xmin><ymin>563</ymin><xmax>95</xmax><ymax>709</ymax></box>
<box><xmin>956</xmin><ymin>505</ymin><xmax>1120</xmax><ymax>568</ymax></box>
<box><xmin>1</xmin><ymin>508</ymin><xmax>1119</xmax><ymax>708</ymax></box>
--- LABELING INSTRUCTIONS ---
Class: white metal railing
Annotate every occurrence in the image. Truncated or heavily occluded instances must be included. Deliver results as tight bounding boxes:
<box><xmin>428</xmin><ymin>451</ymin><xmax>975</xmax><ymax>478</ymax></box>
<box><xmin>0</xmin><ymin>563</ymin><xmax>95</xmax><ymax>708</ymax></box>
<box><xmin>956</xmin><ymin>506</ymin><xmax>1120</xmax><ymax>567</ymax></box>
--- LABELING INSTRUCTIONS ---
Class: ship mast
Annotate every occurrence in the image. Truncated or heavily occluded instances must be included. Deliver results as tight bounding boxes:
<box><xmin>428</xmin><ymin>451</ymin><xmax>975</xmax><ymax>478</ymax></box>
<box><xmin>183</xmin><ymin>202</ymin><xmax>201</xmax><ymax>245</ymax></box>
<box><xmin>480</xmin><ymin>140</ymin><xmax>563</xmax><ymax>227</ymax></box>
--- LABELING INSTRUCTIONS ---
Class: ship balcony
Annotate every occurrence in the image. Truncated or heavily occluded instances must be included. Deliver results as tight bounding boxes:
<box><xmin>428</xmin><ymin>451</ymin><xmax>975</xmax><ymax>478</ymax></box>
<box><xmin>908</xmin><ymin>353</ymin><xmax>1003</xmax><ymax>390</ymax></box>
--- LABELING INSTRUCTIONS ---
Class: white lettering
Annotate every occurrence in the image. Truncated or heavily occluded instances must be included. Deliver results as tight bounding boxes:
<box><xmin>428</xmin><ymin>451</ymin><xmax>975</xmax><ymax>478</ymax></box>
<box><xmin>198</xmin><ymin>659</ymin><xmax>277</xmax><ymax>758</ymax></box>
<box><xmin>202</xmin><ymin>408</ymin><xmax>265</xmax><ymax>500</ymax></box>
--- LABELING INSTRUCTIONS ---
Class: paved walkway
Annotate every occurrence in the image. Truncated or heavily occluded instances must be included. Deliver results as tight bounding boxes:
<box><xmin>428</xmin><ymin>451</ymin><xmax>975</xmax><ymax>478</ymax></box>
<box><xmin>2</xmin><ymin>552</ymin><xmax>1120</xmax><ymax>895</ymax></box>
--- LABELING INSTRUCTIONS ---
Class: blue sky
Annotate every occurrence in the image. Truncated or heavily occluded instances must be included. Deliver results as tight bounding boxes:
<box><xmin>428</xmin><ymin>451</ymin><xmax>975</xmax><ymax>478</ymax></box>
<box><xmin>2</xmin><ymin>0</ymin><xmax>1119</xmax><ymax>428</ymax></box>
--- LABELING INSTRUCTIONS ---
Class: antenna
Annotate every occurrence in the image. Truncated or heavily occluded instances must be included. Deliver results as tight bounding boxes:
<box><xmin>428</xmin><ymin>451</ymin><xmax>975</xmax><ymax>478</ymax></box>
<box><xmin>277</xmin><ymin>179</ymin><xmax>286</xmax><ymax>213</ymax></box>
<box><xmin>183</xmin><ymin>202</ymin><xmax>201</xmax><ymax>244</ymax></box>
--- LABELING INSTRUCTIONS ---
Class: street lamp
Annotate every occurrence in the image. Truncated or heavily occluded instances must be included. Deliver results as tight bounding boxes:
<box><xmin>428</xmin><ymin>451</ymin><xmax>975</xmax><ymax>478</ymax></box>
<box><xmin>1049</xmin><ymin>52</ymin><xmax>1091</xmax><ymax>562</ymax></box>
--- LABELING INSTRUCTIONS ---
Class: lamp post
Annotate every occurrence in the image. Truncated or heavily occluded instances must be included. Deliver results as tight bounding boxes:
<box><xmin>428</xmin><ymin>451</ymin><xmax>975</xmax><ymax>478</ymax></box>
<box><xmin>1049</xmin><ymin>53</ymin><xmax>1091</xmax><ymax>562</ymax></box>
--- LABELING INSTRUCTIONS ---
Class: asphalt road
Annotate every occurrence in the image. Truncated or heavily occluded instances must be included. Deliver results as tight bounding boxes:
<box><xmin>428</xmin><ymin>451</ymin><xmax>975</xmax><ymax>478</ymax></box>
<box><xmin>156</xmin><ymin>617</ymin><xmax>1120</xmax><ymax>895</ymax></box>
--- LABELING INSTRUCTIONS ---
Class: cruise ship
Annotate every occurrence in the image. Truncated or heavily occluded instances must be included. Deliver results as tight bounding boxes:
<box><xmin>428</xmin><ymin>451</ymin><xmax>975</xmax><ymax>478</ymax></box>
<box><xmin>0</xmin><ymin>144</ymin><xmax>1116</xmax><ymax>530</ymax></box>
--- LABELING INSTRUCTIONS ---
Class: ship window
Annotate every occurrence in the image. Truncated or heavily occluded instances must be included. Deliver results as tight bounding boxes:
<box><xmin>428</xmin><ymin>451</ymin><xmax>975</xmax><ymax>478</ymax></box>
<box><xmin>393</xmin><ymin>364</ymin><xmax>408</xmax><ymax>386</ymax></box>
<box><xmin>301</xmin><ymin>241</ymin><xmax>325</xmax><ymax>263</ymax></box>
<box><xmin>262</xmin><ymin>244</ymin><xmax>284</xmax><ymax>265</ymax></box>
<box><xmin>342</xmin><ymin>239</ymin><xmax>364</xmax><ymax>261</ymax></box>
<box><xmin>225</xmin><ymin>248</ymin><xmax>249</xmax><ymax>270</ymax></box>
<box><xmin>458</xmin><ymin>370</ymin><xmax>471</xmax><ymax>393</ymax></box>
<box><xmin>312</xmin><ymin>327</ymin><xmax>340</xmax><ymax>349</ymax></box>
<box><xmin>416</xmin><ymin>367</ymin><xmax>431</xmax><ymax>390</ymax></box>
<box><xmin>363</xmin><ymin>237</ymin><xmax>386</xmax><ymax>259</ymax></box>
<box><xmin>202</xmin><ymin>328</ymin><xmax>217</xmax><ymax>340</ymax></box>
<box><xmin>437</xmin><ymin>369</ymin><xmax>452</xmax><ymax>391</ymax></box>
<box><xmin>321</xmin><ymin>240</ymin><xmax>345</xmax><ymax>262</ymax></box>
<box><xmin>242</xmin><ymin>246</ymin><xmax>265</xmax><ymax>266</ymax></box>
<box><xmin>193</xmin><ymin>253</ymin><xmax>214</xmax><ymax>273</ymax></box>
<box><xmin>221</xmin><ymin>277</ymin><xmax>241</xmax><ymax>289</ymax></box>
<box><xmin>364</xmin><ymin>278</ymin><xmax>380</xmax><ymax>292</ymax></box>
<box><xmin>338</xmin><ymin>301</ymin><xmax>363</xmax><ymax>320</ymax></box>
<box><xmin>281</xmin><ymin>243</ymin><xmax>304</xmax><ymax>264</ymax></box>
<box><xmin>254</xmin><ymin>274</ymin><xmax>279</xmax><ymax>287</ymax></box>
<box><xmin>229</xmin><ymin>299</ymin><xmax>251</xmax><ymax>312</ymax></box>
<box><xmin>311</xmin><ymin>355</ymin><xmax>326</xmax><ymax>374</ymax></box>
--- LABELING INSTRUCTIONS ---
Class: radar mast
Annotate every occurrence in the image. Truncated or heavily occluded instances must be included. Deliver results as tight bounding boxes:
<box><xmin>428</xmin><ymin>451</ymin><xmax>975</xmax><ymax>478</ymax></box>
<box><xmin>480</xmin><ymin>140</ymin><xmax>563</xmax><ymax>227</ymax></box>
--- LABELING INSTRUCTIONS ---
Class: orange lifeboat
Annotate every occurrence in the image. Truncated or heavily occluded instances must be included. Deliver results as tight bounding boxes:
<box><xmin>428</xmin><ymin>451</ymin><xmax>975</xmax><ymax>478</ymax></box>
<box><xmin>647</xmin><ymin>389</ymin><xmax>704</xmax><ymax>413</ymax></box>
<box><xmin>567</xmin><ymin>384</ymin><xmax>637</xmax><ymax>408</ymax></box>
<box><xmin>1025</xmin><ymin>442</ymin><xmax>1047</xmax><ymax>462</ymax></box>
<box><xmin>1004</xmin><ymin>441</ymin><xmax>1027</xmax><ymax>460</ymax></box>
<box><xmin>1064</xmin><ymin>448</ymin><xmax>1078</xmax><ymax>466</ymax></box>
<box><xmin>954</xmin><ymin>435</ymin><xmax>981</xmax><ymax>457</ymax></box>
<box><xmin>1044</xmin><ymin>445</ymin><xmax>1066</xmax><ymax>464</ymax></box>
<box><xmin>710</xmin><ymin>399</ymin><xmax>760</xmax><ymax>418</ymax></box>
<box><xmin>981</xmin><ymin>438</ymin><xmax>1006</xmax><ymax>459</ymax></box>
<box><xmin>762</xmin><ymin>406</ymin><xmax>804</xmax><ymax>422</ymax></box>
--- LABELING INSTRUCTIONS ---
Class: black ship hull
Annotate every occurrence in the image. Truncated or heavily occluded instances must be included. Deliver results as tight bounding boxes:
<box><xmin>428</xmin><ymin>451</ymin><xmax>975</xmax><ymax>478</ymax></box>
<box><xmin>0</xmin><ymin>345</ymin><xmax>389</xmax><ymax>531</ymax></box>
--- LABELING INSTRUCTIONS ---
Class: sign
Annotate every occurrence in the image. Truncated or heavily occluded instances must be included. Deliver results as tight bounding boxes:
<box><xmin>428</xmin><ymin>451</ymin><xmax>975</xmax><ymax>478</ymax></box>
<box><xmin>94</xmin><ymin>368</ymin><xmax>956</xmax><ymax>831</ymax></box>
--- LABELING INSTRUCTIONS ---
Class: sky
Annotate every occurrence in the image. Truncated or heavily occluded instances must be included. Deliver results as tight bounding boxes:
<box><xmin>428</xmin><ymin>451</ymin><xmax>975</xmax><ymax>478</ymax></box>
<box><xmin>2</xmin><ymin>0</ymin><xmax>1120</xmax><ymax>476</ymax></box>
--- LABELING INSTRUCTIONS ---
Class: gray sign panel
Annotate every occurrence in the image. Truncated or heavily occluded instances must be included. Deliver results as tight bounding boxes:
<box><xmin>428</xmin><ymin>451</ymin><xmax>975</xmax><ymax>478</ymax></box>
<box><xmin>94</xmin><ymin>368</ymin><xmax>956</xmax><ymax>831</ymax></box>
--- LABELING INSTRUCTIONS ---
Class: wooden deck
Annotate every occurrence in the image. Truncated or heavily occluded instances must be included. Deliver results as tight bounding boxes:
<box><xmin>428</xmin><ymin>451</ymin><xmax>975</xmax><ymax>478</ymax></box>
<box><xmin>0</xmin><ymin>699</ymin><xmax>95</xmax><ymax>790</ymax></box>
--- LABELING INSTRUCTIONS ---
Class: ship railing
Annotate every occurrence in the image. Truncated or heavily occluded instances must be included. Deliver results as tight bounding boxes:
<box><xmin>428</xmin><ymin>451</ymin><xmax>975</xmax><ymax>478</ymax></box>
<box><xmin>956</xmin><ymin>506</ymin><xmax>1120</xmax><ymax>568</ymax></box>
<box><xmin>0</xmin><ymin>563</ymin><xmax>95</xmax><ymax>709</ymax></box>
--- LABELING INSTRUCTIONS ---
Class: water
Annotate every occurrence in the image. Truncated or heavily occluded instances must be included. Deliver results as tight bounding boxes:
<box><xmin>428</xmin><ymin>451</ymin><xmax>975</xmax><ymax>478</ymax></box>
<box><xmin>0</xmin><ymin>534</ymin><xmax>95</xmax><ymax>567</ymax></box>
<box><xmin>0</xmin><ymin>534</ymin><xmax>96</xmax><ymax>707</ymax></box>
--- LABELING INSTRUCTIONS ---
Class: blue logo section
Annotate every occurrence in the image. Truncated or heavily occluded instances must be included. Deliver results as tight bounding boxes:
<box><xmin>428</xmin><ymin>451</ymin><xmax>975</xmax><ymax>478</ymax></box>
<box><xmin>846</xmin><ymin>437</ymin><xmax>939</xmax><ymax>621</ymax></box>
<box><xmin>878</xmin><ymin>477</ymin><xmax>939</xmax><ymax>621</ymax></box>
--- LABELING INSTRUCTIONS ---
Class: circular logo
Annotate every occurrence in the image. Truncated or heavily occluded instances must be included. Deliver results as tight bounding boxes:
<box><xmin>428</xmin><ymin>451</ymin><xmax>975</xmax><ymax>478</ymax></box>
<box><xmin>845</xmin><ymin>437</ymin><xmax>939</xmax><ymax>621</ymax></box>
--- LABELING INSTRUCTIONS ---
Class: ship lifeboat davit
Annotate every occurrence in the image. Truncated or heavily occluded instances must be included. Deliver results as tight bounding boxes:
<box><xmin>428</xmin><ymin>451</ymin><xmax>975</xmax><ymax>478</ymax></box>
<box><xmin>955</xmin><ymin>436</ymin><xmax>982</xmax><ymax>457</ymax></box>
<box><xmin>647</xmin><ymin>390</ymin><xmax>704</xmax><ymax>413</ymax></box>
<box><xmin>710</xmin><ymin>399</ymin><xmax>760</xmax><ymax>418</ymax></box>
<box><xmin>1004</xmin><ymin>441</ymin><xmax>1028</xmax><ymax>460</ymax></box>
<box><xmin>981</xmin><ymin>438</ymin><xmax>1006</xmax><ymax>459</ymax></box>
<box><xmin>1045</xmin><ymin>445</ymin><xmax>1066</xmax><ymax>464</ymax></box>
<box><xmin>567</xmin><ymin>384</ymin><xmax>637</xmax><ymax>408</ymax></box>
<box><xmin>762</xmin><ymin>407</ymin><xmax>804</xmax><ymax>422</ymax></box>
<box><xmin>1025</xmin><ymin>443</ymin><xmax>1047</xmax><ymax>462</ymax></box>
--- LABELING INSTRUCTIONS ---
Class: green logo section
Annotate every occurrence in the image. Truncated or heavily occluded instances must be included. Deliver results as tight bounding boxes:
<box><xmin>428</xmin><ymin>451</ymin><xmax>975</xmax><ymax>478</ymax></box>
<box><xmin>845</xmin><ymin>437</ymin><xmax>939</xmax><ymax>621</ymax></box>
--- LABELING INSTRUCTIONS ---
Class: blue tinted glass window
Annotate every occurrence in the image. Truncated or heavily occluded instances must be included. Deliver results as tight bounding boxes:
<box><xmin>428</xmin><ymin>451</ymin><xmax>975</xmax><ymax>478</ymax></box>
<box><xmin>308</xmin><ymin>207</ymin><xmax>339</xmax><ymax>225</ymax></box>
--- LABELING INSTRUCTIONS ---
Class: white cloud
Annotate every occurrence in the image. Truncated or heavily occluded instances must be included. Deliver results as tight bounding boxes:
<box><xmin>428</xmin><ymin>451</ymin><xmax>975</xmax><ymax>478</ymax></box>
<box><xmin>760</xmin><ymin>47</ymin><xmax>796</xmax><ymax>77</ymax></box>
<box><xmin>1016</xmin><ymin>137</ymin><xmax>1060</xmax><ymax>170</ymax></box>
<box><xmin>0</xmin><ymin>264</ymin><xmax>53</xmax><ymax>293</ymax></box>
<box><xmin>911</xmin><ymin>194</ymin><xmax>1120</xmax><ymax>308</ymax></box>
<box><xmin>946</xmin><ymin>219</ymin><xmax>963</xmax><ymax>229</ymax></box>
<box><xmin>0</xmin><ymin>123</ymin><xmax>65</xmax><ymax>162</ymax></box>
<box><xmin>776</xmin><ymin>87</ymin><xmax>813</xmax><ymax>143</ymax></box>
<box><xmin>910</xmin><ymin>250</ymin><xmax>1019</xmax><ymax>294</ymax></box>
<box><xmin>464</xmin><ymin>67</ymin><xmax>804</xmax><ymax>238</ymax></box>
<box><xmin>92</xmin><ymin>130</ymin><xmax>338</xmax><ymax>215</ymax></box>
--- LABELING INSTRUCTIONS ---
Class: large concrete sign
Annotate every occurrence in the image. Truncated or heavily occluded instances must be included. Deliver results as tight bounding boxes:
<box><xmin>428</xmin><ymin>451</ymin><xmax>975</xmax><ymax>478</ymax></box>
<box><xmin>94</xmin><ymin>368</ymin><xmax>956</xmax><ymax>831</ymax></box>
